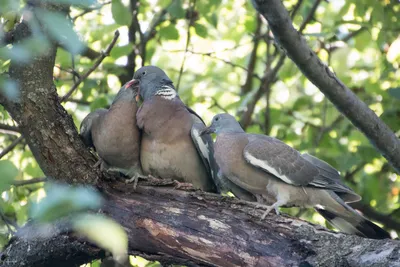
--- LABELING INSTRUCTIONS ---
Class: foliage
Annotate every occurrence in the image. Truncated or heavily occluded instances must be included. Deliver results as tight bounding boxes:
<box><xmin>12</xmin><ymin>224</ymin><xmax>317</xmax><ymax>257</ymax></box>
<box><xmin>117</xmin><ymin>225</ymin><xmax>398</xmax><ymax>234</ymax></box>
<box><xmin>0</xmin><ymin>0</ymin><xmax>399</xmax><ymax>265</ymax></box>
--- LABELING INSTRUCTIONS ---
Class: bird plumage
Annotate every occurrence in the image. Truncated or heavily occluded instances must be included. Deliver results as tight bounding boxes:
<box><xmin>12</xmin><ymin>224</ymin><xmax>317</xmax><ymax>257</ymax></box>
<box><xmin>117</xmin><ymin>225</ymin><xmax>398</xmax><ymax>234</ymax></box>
<box><xmin>202</xmin><ymin>113</ymin><xmax>390</xmax><ymax>239</ymax></box>
<box><xmin>133</xmin><ymin>66</ymin><xmax>217</xmax><ymax>192</ymax></box>
<box><xmin>79</xmin><ymin>81</ymin><xmax>142</xmax><ymax>179</ymax></box>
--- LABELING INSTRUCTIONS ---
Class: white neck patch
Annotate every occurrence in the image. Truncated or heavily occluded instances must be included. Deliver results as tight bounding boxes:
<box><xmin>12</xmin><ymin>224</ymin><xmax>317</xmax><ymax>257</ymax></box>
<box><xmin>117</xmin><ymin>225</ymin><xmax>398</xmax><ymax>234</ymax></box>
<box><xmin>155</xmin><ymin>85</ymin><xmax>177</xmax><ymax>100</ymax></box>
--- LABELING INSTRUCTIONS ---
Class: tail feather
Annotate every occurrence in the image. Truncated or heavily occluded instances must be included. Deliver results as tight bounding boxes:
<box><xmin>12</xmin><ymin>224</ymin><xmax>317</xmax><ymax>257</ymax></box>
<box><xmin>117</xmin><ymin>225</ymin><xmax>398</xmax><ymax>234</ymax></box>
<box><xmin>315</xmin><ymin>207</ymin><xmax>390</xmax><ymax>239</ymax></box>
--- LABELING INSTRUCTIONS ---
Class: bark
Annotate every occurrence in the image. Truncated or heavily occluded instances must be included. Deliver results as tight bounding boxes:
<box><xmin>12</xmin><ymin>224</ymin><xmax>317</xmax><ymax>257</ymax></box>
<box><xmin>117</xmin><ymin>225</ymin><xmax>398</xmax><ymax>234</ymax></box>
<box><xmin>0</xmin><ymin>3</ymin><xmax>100</xmax><ymax>185</ymax></box>
<box><xmin>252</xmin><ymin>0</ymin><xmax>400</xmax><ymax>173</ymax></box>
<box><xmin>1</xmin><ymin>182</ymin><xmax>400</xmax><ymax>267</ymax></box>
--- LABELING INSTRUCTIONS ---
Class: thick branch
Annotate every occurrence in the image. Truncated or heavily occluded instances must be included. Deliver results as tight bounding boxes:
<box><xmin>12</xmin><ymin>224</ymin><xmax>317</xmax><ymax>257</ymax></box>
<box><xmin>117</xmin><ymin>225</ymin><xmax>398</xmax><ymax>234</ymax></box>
<box><xmin>252</xmin><ymin>0</ymin><xmax>400</xmax><ymax>173</ymax></box>
<box><xmin>1</xmin><ymin>182</ymin><xmax>399</xmax><ymax>267</ymax></box>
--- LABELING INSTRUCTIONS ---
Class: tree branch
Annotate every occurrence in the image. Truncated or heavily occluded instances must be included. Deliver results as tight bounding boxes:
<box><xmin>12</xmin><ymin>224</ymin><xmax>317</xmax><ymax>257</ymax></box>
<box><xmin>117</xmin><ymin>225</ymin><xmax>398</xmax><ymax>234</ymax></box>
<box><xmin>12</xmin><ymin>177</ymin><xmax>47</xmax><ymax>186</ymax></box>
<box><xmin>59</xmin><ymin>30</ymin><xmax>120</xmax><ymax>102</ymax></box>
<box><xmin>0</xmin><ymin>123</ymin><xmax>20</xmax><ymax>133</ymax></box>
<box><xmin>0</xmin><ymin>135</ymin><xmax>24</xmax><ymax>159</ymax></box>
<box><xmin>1</xmin><ymin>182</ymin><xmax>400</xmax><ymax>267</ymax></box>
<box><xmin>252</xmin><ymin>0</ymin><xmax>400</xmax><ymax>173</ymax></box>
<box><xmin>240</xmin><ymin>16</ymin><xmax>262</xmax><ymax>95</ymax></box>
<box><xmin>298</xmin><ymin>0</ymin><xmax>322</xmax><ymax>33</ymax></box>
<box><xmin>239</xmin><ymin>54</ymin><xmax>285</xmax><ymax>129</ymax></box>
<box><xmin>176</xmin><ymin>0</ymin><xmax>196</xmax><ymax>91</ymax></box>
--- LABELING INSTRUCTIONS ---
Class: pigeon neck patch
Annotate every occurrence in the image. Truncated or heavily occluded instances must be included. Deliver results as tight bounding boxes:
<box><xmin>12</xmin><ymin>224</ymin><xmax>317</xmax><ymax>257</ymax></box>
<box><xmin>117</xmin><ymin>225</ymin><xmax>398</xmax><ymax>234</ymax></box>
<box><xmin>155</xmin><ymin>85</ymin><xmax>177</xmax><ymax>100</ymax></box>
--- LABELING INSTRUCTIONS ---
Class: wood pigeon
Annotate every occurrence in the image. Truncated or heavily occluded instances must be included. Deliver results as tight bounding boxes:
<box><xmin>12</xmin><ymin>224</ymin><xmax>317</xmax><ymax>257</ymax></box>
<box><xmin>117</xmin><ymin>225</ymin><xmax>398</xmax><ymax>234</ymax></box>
<box><xmin>80</xmin><ymin>80</ymin><xmax>143</xmax><ymax>184</ymax></box>
<box><xmin>201</xmin><ymin>113</ymin><xmax>390</xmax><ymax>239</ymax></box>
<box><xmin>132</xmin><ymin>66</ymin><xmax>218</xmax><ymax>192</ymax></box>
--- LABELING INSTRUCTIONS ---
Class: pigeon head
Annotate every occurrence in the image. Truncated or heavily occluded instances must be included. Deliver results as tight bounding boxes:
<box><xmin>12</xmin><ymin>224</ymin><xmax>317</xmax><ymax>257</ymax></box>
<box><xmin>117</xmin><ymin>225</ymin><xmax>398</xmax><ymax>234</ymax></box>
<box><xmin>201</xmin><ymin>113</ymin><xmax>245</xmax><ymax>135</ymax></box>
<box><xmin>132</xmin><ymin>66</ymin><xmax>175</xmax><ymax>101</ymax></box>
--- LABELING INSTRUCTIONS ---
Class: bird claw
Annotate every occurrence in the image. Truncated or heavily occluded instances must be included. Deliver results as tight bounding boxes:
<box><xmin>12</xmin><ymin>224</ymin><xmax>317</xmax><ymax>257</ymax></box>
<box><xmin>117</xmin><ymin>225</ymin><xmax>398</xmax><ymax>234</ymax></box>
<box><xmin>261</xmin><ymin>206</ymin><xmax>280</xmax><ymax>220</ymax></box>
<box><xmin>93</xmin><ymin>159</ymin><xmax>102</xmax><ymax>169</ymax></box>
<box><xmin>125</xmin><ymin>174</ymin><xmax>151</xmax><ymax>190</ymax></box>
<box><xmin>173</xmin><ymin>180</ymin><xmax>195</xmax><ymax>190</ymax></box>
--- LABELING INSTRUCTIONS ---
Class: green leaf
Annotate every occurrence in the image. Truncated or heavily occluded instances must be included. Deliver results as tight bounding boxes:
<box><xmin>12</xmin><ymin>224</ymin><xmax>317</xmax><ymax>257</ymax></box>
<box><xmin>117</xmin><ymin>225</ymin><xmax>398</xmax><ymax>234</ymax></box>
<box><xmin>73</xmin><ymin>214</ymin><xmax>128</xmax><ymax>263</ymax></box>
<box><xmin>388</xmin><ymin>88</ymin><xmax>400</xmax><ymax>100</ymax></box>
<box><xmin>167</xmin><ymin>0</ymin><xmax>185</xmax><ymax>18</ymax></box>
<box><xmin>25</xmin><ymin>162</ymin><xmax>44</xmax><ymax>178</ymax></box>
<box><xmin>30</xmin><ymin>183</ymin><xmax>103</xmax><ymax>222</ymax></box>
<box><xmin>110</xmin><ymin>44</ymin><xmax>134</xmax><ymax>59</ymax></box>
<box><xmin>0</xmin><ymin>160</ymin><xmax>18</xmax><ymax>193</ymax></box>
<box><xmin>244</xmin><ymin>15</ymin><xmax>256</xmax><ymax>32</ymax></box>
<box><xmin>35</xmin><ymin>9</ymin><xmax>84</xmax><ymax>55</ymax></box>
<box><xmin>159</xmin><ymin>24</ymin><xmax>179</xmax><ymax>40</ymax></box>
<box><xmin>357</xmin><ymin>146</ymin><xmax>380</xmax><ymax>162</ymax></box>
<box><xmin>111</xmin><ymin>0</ymin><xmax>132</xmax><ymax>26</ymax></box>
<box><xmin>193</xmin><ymin>23</ymin><xmax>208</xmax><ymax>38</ymax></box>
<box><xmin>205</xmin><ymin>13</ymin><xmax>218</xmax><ymax>28</ymax></box>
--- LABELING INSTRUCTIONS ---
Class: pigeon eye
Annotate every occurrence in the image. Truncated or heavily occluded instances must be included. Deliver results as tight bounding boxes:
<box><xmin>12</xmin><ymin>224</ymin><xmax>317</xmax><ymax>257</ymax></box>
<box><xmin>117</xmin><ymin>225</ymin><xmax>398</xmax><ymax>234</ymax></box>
<box><xmin>215</xmin><ymin>117</ymin><xmax>219</xmax><ymax>121</ymax></box>
<box><xmin>142</xmin><ymin>71</ymin><xmax>147</xmax><ymax>76</ymax></box>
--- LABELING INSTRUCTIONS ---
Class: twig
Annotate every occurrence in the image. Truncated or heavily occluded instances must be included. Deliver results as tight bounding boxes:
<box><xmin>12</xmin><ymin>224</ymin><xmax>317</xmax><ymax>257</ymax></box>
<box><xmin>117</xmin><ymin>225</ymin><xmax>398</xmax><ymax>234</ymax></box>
<box><xmin>299</xmin><ymin>0</ymin><xmax>322</xmax><ymax>33</ymax></box>
<box><xmin>0</xmin><ymin>210</ymin><xmax>16</xmax><ymax>234</ymax></box>
<box><xmin>12</xmin><ymin>177</ymin><xmax>47</xmax><ymax>186</ymax></box>
<box><xmin>176</xmin><ymin>0</ymin><xmax>196</xmax><ymax>91</ymax></box>
<box><xmin>343</xmin><ymin>162</ymin><xmax>367</xmax><ymax>185</ymax></box>
<box><xmin>72</xmin><ymin>1</ymin><xmax>111</xmax><ymax>21</ymax></box>
<box><xmin>0</xmin><ymin>136</ymin><xmax>24</xmax><ymax>159</ymax></box>
<box><xmin>0</xmin><ymin>123</ymin><xmax>20</xmax><ymax>133</ymax></box>
<box><xmin>59</xmin><ymin>30</ymin><xmax>120</xmax><ymax>102</ymax></box>
<box><xmin>131</xmin><ymin>0</ymin><xmax>145</xmax><ymax>65</ymax></box>
<box><xmin>66</xmin><ymin>98</ymin><xmax>90</xmax><ymax>105</ymax></box>
<box><xmin>209</xmin><ymin>97</ymin><xmax>229</xmax><ymax>113</ymax></box>
<box><xmin>241</xmin><ymin>16</ymin><xmax>262</xmax><ymax>95</ymax></box>
<box><xmin>142</xmin><ymin>1</ymin><xmax>173</xmax><ymax>43</ymax></box>
<box><xmin>290</xmin><ymin>0</ymin><xmax>303</xmax><ymax>19</ymax></box>
<box><xmin>240</xmin><ymin>54</ymin><xmax>286</xmax><ymax>129</ymax></box>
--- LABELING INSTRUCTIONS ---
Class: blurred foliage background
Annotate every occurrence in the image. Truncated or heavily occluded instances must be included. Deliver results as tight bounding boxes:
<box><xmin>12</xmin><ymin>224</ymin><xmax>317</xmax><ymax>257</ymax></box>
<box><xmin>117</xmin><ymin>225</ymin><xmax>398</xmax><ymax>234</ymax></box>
<box><xmin>0</xmin><ymin>0</ymin><xmax>399</xmax><ymax>265</ymax></box>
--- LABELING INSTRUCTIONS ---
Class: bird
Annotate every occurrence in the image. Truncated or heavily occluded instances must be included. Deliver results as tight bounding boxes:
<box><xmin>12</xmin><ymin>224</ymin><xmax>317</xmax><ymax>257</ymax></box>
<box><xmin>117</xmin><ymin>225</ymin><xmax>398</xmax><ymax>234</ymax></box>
<box><xmin>201</xmin><ymin>113</ymin><xmax>390</xmax><ymax>239</ymax></box>
<box><xmin>79</xmin><ymin>80</ymin><xmax>143</xmax><ymax>185</ymax></box>
<box><xmin>132</xmin><ymin>65</ymin><xmax>218</xmax><ymax>192</ymax></box>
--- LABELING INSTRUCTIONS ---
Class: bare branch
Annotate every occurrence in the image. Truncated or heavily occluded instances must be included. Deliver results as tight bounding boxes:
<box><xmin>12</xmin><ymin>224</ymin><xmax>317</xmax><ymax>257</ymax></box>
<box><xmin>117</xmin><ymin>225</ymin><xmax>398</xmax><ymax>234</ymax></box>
<box><xmin>252</xmin><ymin>0</ymin><xmax>400</xmax><ymax>173</ymax></box>
<box><xmin>12</xmin><ymin>177</ymin><xmax>47</xmax><ymax>187</ymax></box>
<box><xmin>0</xmin><ymin>123</ymin><xmax>20</xmax><ymax>133</ymax></box>
<box><xmin>240</xmin><ymin>54</ymin><xmax>286</xmax><ymax>129</ymax></box>
<box><xmin>241</xmin><ymin>16</ymin><xmax>262</xmax><ymax>95</ymax></box>
<box><xmin>290</xmin><ymin>0</ymin><xmax>303</xmax><ymax>19</ymax></box>
<box><xmin>298</xmin><ymin>0</ymin><xmax>322</xmax><ymax>33</ymax></box>
<box><xmin>59</xmin><ymin>30</ymin><xmax>120</xmax><ymax>102</ymax></box>
<box><xmin>176</xmin><ymin>0</ymin><xmax>196</xmax><ymax>91</ymax></box>
<box><xmin>0</xmin><ymin>136</ymin><xmax>24</xmax><ymax>159</ymax></box>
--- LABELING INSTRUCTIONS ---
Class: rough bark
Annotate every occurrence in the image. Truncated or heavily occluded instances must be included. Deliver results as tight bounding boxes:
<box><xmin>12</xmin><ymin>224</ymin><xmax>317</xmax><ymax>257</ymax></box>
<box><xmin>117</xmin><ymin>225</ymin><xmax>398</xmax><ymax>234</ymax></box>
<box><xmin>0</xmin><ymin>3</ymin><xmax>100</xmax><ymax>185</ymax></box>
<box><xmin>1</xmin><ymin>182</ymin><xmax>399</xmax><ymax>267</ymax></box>
<box><xmin>252</xmin><ymin>0</ymin><xmax>400</xmax><ymax>173</ymax></box>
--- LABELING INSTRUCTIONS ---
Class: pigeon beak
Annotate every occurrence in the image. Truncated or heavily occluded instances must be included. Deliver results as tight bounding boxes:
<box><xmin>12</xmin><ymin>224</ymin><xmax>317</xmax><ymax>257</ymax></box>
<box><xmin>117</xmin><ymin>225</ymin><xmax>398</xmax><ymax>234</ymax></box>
<box><xmin>125</xmin><ymin>79</ymin><xmax>138</xmax><ymax>88</ymax></box>
<box><xmin>200</xmin><ymin>126</ymin><xmax>215</xmax><ymax>136</ymax></box>
<box><xmin>125</xmin><ymin>79</ymin><xmax>140</xmax><ymax>101</ymax></box>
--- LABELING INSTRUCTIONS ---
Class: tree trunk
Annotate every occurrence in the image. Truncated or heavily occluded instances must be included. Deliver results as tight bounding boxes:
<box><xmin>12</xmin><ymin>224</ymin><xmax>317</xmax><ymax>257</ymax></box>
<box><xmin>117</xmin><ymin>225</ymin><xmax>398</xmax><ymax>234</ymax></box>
<box><xmin>1</xmin><ymin>182</ymin><xmax>399</xmax><ymax>267</ymax></box>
